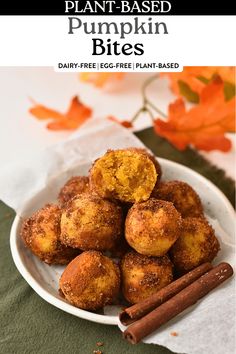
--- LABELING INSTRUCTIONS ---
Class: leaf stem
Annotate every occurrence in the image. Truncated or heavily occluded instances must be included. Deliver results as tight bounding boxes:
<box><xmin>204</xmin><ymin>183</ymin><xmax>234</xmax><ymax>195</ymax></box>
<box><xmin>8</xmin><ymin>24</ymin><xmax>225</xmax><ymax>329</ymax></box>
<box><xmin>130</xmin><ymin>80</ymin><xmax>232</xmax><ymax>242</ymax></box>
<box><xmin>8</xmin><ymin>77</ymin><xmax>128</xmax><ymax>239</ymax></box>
<box><xmin>130</xmin><ymin>74</ymin><xmax>167</xmax><ymax>123</ymax></box>
<box><xmin>130</xmin><ymin>107</ymin><xmax>146</xmax><ymax>122</ymax></box>
<box><xmin>146</xmin><ymin>99</ymin><xmax>167</xmax><ymax>118</ymax></box>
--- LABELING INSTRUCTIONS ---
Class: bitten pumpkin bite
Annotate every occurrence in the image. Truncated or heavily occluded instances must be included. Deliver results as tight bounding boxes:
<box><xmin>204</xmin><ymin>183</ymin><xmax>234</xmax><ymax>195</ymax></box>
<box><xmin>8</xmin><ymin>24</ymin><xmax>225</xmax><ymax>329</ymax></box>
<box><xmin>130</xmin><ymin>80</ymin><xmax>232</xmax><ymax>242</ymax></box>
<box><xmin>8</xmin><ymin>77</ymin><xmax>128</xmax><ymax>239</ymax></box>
<box><xmin>59</xmin><ymin>251</ymin><xmax>120</xmax><ymax>310</ymax></box>
<box><xmin>121</xmin><ymin>251</ymin><xmax>173</xmax><ymax>304</ymax></box>
<box><xmin>170</xmin><ymin>217</ymin><xmax>220</xmax><ymax>273</ymax></box>
<box><xmin>152</xmin><ymin>180</ymin><xmax>204</xmax><ymax>218</ymax></box>
<box><xmin>125</xmin><ymin>199</ymin><xmax>182</xmax><ymax>256</ymax></box>
<box><xmin>60</xmin><ymin>194</ymin><xmax>123</xmax><ymax>250</ymax></box>
<box><xmin>58</xmin><ymin>176</ymin><xmax>90</xmax><ymax>205</ymax></box>
<box><xmin>89</xmin><ymin>148</ymin><xmax>158</xmax><ymax>203</ymax></box>
<box><xmin>126</xmin><ymin>148</ymin><xmax>162</xmax><ymax>187</ymax></box>
<box><xmin>20</xmin><ymin>204</ymin><xmax>78</xmax><ymax>265</ymax></box>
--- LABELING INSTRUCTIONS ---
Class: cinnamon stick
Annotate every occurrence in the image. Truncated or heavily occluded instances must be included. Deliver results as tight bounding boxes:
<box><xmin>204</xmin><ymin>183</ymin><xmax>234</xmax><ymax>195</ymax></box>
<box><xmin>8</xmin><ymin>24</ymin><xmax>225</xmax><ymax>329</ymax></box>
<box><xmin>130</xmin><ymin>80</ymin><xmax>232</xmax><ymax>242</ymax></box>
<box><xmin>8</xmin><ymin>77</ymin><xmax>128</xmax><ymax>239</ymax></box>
<box><xmin>123</xmin><ymin>262</ymin><xmax>233</xmax><ymax>344</ymax></box>
<box><xmin>120</xmin><ymin>262</ymin><xmax>213</xmax><ymax>325</ymax></box>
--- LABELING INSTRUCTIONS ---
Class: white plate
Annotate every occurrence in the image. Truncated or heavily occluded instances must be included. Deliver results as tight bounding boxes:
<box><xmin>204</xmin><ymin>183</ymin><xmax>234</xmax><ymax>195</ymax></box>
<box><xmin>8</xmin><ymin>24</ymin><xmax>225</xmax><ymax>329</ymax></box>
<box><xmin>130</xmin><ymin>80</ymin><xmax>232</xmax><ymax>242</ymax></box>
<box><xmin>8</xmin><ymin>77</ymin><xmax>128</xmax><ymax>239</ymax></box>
<box><xmin>10</xmin><ymin>158</ymin><xmax>235</xmax><ymax>325</ymax></box>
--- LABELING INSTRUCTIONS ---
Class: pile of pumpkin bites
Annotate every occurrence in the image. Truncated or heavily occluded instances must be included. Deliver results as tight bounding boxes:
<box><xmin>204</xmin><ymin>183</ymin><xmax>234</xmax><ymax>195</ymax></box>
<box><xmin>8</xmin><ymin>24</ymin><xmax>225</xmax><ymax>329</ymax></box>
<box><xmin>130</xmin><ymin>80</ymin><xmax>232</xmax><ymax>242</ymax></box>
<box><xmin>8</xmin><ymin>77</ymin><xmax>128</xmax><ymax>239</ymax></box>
<box><xmin>21</xmin><ymin>148</ymin><xmax>220</xmax><ymax>312</ymax></box>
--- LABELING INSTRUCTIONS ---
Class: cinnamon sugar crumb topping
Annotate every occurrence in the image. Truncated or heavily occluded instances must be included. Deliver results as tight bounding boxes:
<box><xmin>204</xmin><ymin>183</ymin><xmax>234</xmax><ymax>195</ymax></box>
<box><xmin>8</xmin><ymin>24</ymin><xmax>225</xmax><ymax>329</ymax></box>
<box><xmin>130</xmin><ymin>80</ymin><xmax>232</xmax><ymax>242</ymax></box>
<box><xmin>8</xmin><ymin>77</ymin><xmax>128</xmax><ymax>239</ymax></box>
<box><xmin>170</xmin><ymin>331</ymin><xmax>179</xmax><ymax>337</ymax></box>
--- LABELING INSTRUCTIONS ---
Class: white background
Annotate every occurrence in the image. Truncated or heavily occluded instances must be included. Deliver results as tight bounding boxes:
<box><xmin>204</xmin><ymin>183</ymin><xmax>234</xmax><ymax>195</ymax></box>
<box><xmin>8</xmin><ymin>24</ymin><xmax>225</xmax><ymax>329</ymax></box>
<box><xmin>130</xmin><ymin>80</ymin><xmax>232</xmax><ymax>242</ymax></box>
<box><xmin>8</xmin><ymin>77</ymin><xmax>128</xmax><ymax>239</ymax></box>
<box><xmin>0</xmin><ymin>16</ymin><xmax>235</xmax><ymax>67</ymax></box>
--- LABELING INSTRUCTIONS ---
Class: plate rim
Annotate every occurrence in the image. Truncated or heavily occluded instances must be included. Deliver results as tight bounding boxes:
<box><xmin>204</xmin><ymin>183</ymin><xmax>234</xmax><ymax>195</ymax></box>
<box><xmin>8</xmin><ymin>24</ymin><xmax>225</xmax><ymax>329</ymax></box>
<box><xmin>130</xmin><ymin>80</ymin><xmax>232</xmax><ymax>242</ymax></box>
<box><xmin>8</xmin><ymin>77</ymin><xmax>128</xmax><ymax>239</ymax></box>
<box><xmin>10</xmin><ymin>157</ymin><xmax>235</xmax><ymax>326</ymax></box>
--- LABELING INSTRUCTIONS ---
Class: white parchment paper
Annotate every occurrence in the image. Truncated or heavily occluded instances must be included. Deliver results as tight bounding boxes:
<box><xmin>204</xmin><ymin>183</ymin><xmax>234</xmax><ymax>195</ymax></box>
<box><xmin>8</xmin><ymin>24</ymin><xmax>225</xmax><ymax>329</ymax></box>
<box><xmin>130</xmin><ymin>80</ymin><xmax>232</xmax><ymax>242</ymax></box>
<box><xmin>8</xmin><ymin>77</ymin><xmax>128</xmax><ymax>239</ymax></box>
<box><xmin>0</xmin><ymin>119</ymin><xmax>144</xmax><ymax>216</ymax></box>
<box><xmin>0</xmin><ymin>118</ymin><xmax>235</xmax><ymax>354</ymax></box>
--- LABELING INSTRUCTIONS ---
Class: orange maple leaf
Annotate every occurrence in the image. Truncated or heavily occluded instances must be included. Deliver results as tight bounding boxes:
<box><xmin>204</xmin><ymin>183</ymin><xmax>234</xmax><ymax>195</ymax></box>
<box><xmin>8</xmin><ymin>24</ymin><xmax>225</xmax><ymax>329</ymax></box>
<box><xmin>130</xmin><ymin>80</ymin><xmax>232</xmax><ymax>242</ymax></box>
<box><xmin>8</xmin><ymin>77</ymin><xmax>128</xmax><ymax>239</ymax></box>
<box><xmin>108</xmin><ymin>115</ymin><xmax>133</xmax><ymax>128</ymax></box>
<box><xmin>29</xmin><ymin>96</ymin><xmax>92</xmax><ymax>130</ymax></box>
<box><xmin>154</xmin><ymin>77</ymin><xmax>235</xmax><ymax>152</ymax></box>
<box><xmin>161</xmin><ymin>66</ymin><xmax>235</xmax><ymax>98</ymax></box>
<box><xmin>79</xmin><ymin>72</ymin><xmax>125</xmax><ymax>87</ymax></box>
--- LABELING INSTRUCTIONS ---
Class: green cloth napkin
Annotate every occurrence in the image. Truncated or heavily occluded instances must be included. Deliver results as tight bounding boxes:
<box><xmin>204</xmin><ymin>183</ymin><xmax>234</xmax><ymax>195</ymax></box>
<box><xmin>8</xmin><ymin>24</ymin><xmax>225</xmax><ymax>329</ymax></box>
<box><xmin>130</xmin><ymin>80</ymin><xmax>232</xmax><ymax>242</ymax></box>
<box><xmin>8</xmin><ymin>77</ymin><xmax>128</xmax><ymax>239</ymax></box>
<box><xmin>0</xmin><ymin>128</ymin><xmax>234</xmax><ymax>354</ymax></box>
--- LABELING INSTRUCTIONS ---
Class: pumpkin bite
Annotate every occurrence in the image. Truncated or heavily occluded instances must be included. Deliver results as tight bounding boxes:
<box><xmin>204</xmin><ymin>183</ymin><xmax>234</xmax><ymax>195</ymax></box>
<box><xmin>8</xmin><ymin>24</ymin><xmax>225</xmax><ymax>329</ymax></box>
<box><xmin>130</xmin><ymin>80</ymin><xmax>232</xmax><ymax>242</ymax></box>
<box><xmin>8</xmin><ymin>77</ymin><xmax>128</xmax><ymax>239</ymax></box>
<box><xmin>60</xmin><ymin>251</ymin><xmax>120</xmax><ymax>310</ymax></box>
<box><xmin>20</xmin><ymin>204</ymin><xmax>78</xmax><ymax>265</ymax></box>
<box><xmin>170</xmin><ymin>217</ymin><xmax>220</xmax><ymax>273</ymax></box>
<box><xmin>60</xmin><ymin>194</ymin><xmax>123</xmax><ymax>251</ymax></box>
<box><xmin>90</xmin><ymin>148</ymin><xmax>158</xmax><ymax>203</ymax></box>
<box><xmin>121</xmin><ymin>251</ymin><xmax>173</xmax><ymax>304</ymax></box>
<box><xmin>125</xmin><ymin>199</ymin><xmax>182</xmax><ymax>256</ymax></box>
